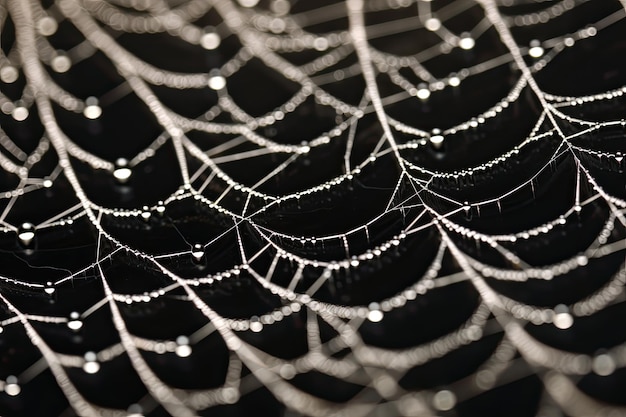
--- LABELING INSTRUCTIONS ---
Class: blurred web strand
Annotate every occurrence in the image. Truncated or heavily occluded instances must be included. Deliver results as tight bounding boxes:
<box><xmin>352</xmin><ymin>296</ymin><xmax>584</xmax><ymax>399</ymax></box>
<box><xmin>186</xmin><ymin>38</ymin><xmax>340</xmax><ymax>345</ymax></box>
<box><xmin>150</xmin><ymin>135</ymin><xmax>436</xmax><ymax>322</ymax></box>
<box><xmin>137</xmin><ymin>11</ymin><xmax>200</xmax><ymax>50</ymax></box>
<box><xmin>0</xmin><ymin>0</ymin><xmax>626</xmax><ymax>416</ymax></box>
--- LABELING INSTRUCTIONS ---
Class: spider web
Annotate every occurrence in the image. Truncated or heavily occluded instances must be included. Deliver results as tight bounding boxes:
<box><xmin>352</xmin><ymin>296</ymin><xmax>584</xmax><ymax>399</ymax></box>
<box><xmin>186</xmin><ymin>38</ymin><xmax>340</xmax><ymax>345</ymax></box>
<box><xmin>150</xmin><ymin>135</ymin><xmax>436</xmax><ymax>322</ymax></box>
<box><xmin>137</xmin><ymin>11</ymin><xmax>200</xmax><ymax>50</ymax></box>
<box><xmin>1</xmin><ymin>0</ymin><xmax>626</xmax><ymax>416</ymax></box>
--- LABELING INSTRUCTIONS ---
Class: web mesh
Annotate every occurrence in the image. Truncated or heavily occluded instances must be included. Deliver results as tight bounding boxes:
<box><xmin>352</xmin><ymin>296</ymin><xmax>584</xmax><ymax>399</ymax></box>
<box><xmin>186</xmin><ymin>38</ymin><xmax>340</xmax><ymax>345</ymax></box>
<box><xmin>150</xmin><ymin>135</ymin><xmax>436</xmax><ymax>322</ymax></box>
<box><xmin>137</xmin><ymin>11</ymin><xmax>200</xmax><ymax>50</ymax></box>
<box><xmin>1</xmin><ymin>0</ymin><xmax>626</xmax><ymax>416</ymax></box>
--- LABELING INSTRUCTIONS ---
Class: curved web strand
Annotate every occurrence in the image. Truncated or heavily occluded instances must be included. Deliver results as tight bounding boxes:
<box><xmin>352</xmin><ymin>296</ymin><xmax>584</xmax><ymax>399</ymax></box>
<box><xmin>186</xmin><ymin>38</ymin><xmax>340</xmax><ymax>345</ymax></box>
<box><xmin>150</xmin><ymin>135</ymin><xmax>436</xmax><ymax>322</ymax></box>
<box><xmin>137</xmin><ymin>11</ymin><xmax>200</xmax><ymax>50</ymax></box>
<box><xmin>0</xmin><ymin>0</ymin><xmax>626</xmax><ymax>416</ymax></box>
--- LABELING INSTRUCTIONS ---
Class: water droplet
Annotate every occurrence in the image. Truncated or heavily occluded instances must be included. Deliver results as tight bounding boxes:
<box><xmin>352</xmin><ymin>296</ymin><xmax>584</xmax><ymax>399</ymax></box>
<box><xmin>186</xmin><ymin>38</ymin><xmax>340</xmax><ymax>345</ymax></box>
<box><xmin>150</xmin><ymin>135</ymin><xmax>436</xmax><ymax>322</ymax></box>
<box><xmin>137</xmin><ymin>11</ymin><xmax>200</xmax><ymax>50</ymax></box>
<box><xmin>83</xmin><ymin>97</ymin><xmax>102</xmax><ymax>119</ymax></box>
<box><xmin>553</xmin><ymin>304</ymin><xmax>573</xmax><ymax>329</ymax></box>
<box><xmin>51</xmin><ymin>53</ymin><xmax>72</xmax><ymax>73</ymax></box>
<box><xmin>313</xmin><ymin>37</ymin><xmax>329</xmax><ymax>51</ymax></box>
<box><xmin>424</xmin><ymin>18</ymin><xmax>441</xmax><ymax>31</ymax></box>
<box><xmin>18</xmin><ymin>223</ymin><xmax>36</xmax><ymax>246</ymax></box>
<box><xmin>250</xmin><ymin>316</ymin><xmax>263</xmax><ymax>332</ymax></box>
<box><xmin>37</xmin><ymin>16</ymin><xmax>58</xmax><ymax>36</ymax></box>
<box><xmin>448</xmin><ymin>75</ymin><xmax>461</xmax><ymax>87</ymax></box>
<box><xmin>113</xmin><ymin>158</ymin><xmax>132</xmax><ymax>183</ymax></box>
<box><xmin>12</xmin><ymin>105</ymin><xmax>28</xmax><ymax>121</ymax></box>
<box><xmin>191</xmin><ymin>244</ymin><xmax>204</xmax><ymax>262</ymax></box>
<box><xmin>67</xmin><ymin>320</ymin><xmax>83</xmax><ymax>330</ymax></box>
<box><xmin>44</xmin><ymin>281</ymin><xmax>55</xmax><ymax>295</ymax></box>
<box><xmin>279</xmin><ymin>364</ymin><xmax>296</xmax><ymax>379</ymax></box>
<box><xmin>459</xmin><ymin>33</ymin><xmax>475</xmax><ymax>50</ymax></box>
<box><xmin>433</xmin><ymin>390</ymin><xmax>456</xmax><ymax>411</ymax></box>
<box><xmin>528</xmin><ymin>40</ymin><xmax>544</xmax><ymax>58</ymax></box>
<box><xmin>208</xmin><ymin>73</ymin><xmax>226</xmax><ymax>90</ymax></box>
<box><xmin>271</xmin><ymin>0</ymin><xmax>290</xmax><ymax>15</ymax></box>
<box><xmin>592</xmin><ymin>354</ymin><xmax>615</xmax><ymax>376</ymax></box>
<box><xmin>68</xmin><ymin>312</ymin><xmax>83</xmax><ymax>331</ymax></box>
<box><xmin>4</xmin><ymin>376</ymin><xmax>20</xmax><ymax>396</ymax></box>
<box><xmin>367</xmin><ymin>302</ymin><xmax>384</xmax><ymax>322</ymax></box>
<box><xmin>175</xmin><ymin>344</ymin><xmax>192</xmax><ymax>357</ymax></box>
<box><xmin>200</xmin><ymin>28</ymin><xmax>221</xmax><ymax>50</ymax></box>
<box><xmin>430</xmin><ymin>129</ymin><xmax>445</xmax><ymax>150</ymax></box>
<box><xmin>416</xmin><ymin>83</ymin><xmax>430</xmax><ymax>100</ymax></box>
<box><xmin>83</xmin><ymin>352</ymin><xmax>100</xmax><ymax>373</ymax></box>
<box><xmin>175</xmin><ymin>336</ymin><xmax>191</xmax><ymax>357</ymax></box>
<box><xmin>83</xmin><ymin>360</ymin><xmax>100</xmax><ymax>374</ymax></box>
<box><xmin>0</xmin><ymin>66</ymin><xmax>18</xmax><ymax>84</ymax></box>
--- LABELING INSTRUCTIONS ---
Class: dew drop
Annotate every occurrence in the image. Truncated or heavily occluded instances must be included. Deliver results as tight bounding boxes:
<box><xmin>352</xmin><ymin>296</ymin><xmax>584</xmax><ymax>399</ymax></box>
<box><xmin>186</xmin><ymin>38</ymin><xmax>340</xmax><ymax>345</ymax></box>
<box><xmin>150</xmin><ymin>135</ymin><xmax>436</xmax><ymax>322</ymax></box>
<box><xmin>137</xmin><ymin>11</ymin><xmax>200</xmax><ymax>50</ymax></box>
<box><xmin>429</xmin><ymin>134</ymin><xmax>444</xmax><ymax>149</ymax></box>
<box><xmin>113</xmin><ymin>158</ymin><xmax>132</xmax><ymax>183</ymax></box>
<box><xmin>44</xmin><ymin>281</ymin><xmax>55</xmax><ymax>295</ymax></box>
<box><xmin>200</xmin><ymin>28</ymin><xmax>221</xmax><ymax>50</ymax></box>
<box><xmin>141</xmin><ymin>206</ymin><xmax>151</xmax><ymax>220</ymax></box>
<box><xmin>553</xmin><ymin>304</ymin><xmax>573</xmax><ymax>329</ymax></box>
<box><xmin>592</xmin><ymin>354</ymin><xmax>616</xmax><ymax>376</ymax></box>
<box><xmin>51</xmin><ymin>53</ymin><xmax>72</xmax><ymax>73</ymax></box>
<box><xmin>424</xmin><ymin>18</ymin><xmax>441</xmax><ymax>32</ymax></box>
<box><xmin>279</xmin><ymin>364</ymin><xmax>296</xmax><ymax>379</ymax></box>
<box><xmin>250</xmin><ymin>316</ymin><xmax>263</xmax><ymax>332</ymax></box>
<box><xmin>528</xmin><ymin>40</ymin><xmax>544</xmax><ymax>58</ymax></box>
<box><xmin>12</xmin><ymin>105</ymin><xmax>29</xmax><ymax>122</ymax></box>
<box><xmin>4</xmin><ymin>376</ymin><xmax>20</xmax><ymax>396</ymax></box>
<box><xmin>37</xmin><ymin>16</ymin><xmax>58</xmax><ymax>36</ymax></box>
<box><xmin>18</xmin><ymin>223</ymin><xmax>36</xmax><ymax>246</ymax></box>
<box><xmin>271</xmin><ymin>0</ymin><xmax>290</xmax><ymax>15</ymax></box>
<box><xmin>191</xmin><ymin>244</ymin><xmax>205</xmax><ymax>262</ymax></box>
<box><xmin>83</xmin><ymin>361</ymin><xmax>100</xmax><ymax>374</ymax></box>
<box><xmin>67</xmin><ymin>311</ymin><xmax>83</xmax><ymax>331</ymax></box>
<box><xmin>0</xmin><ymin>66</ymin><xmax>18</xmax><ymax>84</ymax></box>
<box><xmin>208</xmin><ymin>73</ymin><xmax>226</xmax><ymax>90</ymax></box>
<box><xmin>433</xmin><ymin>389</ymin><xmax>456</xmax><ymax>411</ymax></box>
<box><xmin>175</xmin><ymin>336</ymin><xmax>192</xmax><ymax>357</ymax></box>
<box><xmin>459</xmin><ymin>33</ymin><xmax>475</xmax><ymax>50</ymax></box>
<box><xmin>367</xmin><ymin>302</ymin><xmax>384</xmax><ymax>322</ymax></box>
<box><xmin>448</xmin><ymin>72</ymin><xmax>461</xmax><ymax>87</ymax></box>
<box><xmin>416</xmin><ymin>83</ymin><xmax>431</xmax><ymax>100</ymax></box>
<box><xmin>83</xmin><ymin>97</ymin><xmax>102</xmax><ymax>119</ymax></box>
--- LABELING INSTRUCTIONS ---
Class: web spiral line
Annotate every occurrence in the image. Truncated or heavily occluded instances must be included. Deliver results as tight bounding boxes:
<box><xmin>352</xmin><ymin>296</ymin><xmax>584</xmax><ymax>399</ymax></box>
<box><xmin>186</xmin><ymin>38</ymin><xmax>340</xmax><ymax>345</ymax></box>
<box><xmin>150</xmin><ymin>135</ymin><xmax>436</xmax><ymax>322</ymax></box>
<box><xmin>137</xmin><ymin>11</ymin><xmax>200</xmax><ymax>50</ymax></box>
<box><xmin>1</xmin><ymin>0</ymin><xmax>626</xmax><ymax>416</ymax></box>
